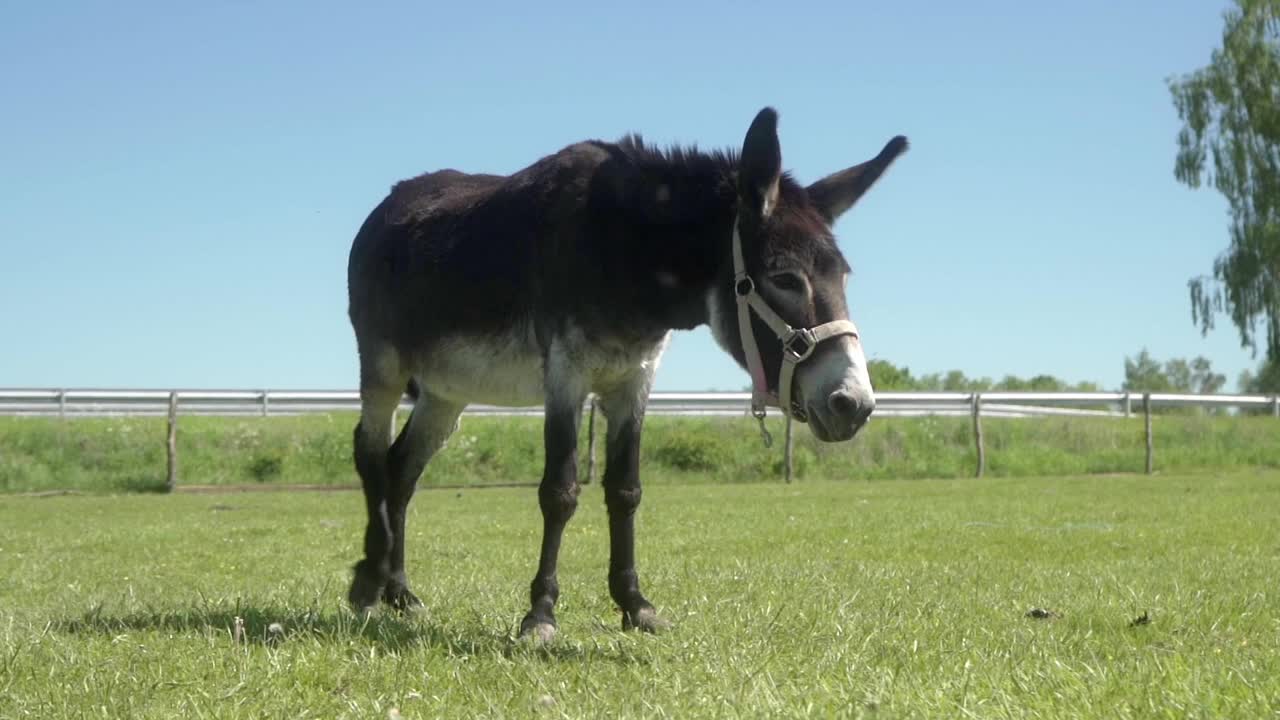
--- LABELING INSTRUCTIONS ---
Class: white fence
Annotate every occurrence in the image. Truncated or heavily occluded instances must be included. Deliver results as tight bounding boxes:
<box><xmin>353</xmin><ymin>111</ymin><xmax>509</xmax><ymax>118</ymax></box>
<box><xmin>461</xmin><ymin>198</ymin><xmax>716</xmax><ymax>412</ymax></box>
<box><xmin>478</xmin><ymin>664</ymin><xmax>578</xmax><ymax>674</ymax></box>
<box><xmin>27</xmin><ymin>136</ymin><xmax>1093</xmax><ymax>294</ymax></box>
<box><xmin>3</xmin><ymin>388</ymin><xmax>1278</xmax><ymax>419</ymax></box>
<box><xmin>3</xmin><ymin>388</ymin><xmax>1276</xmax><ymax>488</ymax></box>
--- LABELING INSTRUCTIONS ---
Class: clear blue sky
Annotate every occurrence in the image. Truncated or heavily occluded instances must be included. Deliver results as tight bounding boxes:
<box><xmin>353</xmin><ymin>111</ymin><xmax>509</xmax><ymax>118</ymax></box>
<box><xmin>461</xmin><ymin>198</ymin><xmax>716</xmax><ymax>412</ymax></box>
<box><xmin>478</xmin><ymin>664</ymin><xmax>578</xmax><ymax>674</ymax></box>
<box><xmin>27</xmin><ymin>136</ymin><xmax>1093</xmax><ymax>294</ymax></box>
<box><xmin>0</xmin><ymin>1</ymin><xmax>1261</xmax><ymax>392</ymax></box>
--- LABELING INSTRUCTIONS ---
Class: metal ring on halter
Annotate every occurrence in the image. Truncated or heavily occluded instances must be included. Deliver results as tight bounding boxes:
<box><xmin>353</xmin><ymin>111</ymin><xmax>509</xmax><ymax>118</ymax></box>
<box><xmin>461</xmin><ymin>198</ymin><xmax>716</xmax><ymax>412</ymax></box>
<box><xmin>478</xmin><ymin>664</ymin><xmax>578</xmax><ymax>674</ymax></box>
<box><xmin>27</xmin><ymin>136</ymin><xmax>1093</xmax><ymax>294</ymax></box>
<box><xmin>789</xmin><ymin>401</ymin><xmax>809</xmax><ymax>422</ymax></box>
<box><xmin>782</xmin><ymin>328</ymin><xmax>817</xmax><ymax>362</ymax></box>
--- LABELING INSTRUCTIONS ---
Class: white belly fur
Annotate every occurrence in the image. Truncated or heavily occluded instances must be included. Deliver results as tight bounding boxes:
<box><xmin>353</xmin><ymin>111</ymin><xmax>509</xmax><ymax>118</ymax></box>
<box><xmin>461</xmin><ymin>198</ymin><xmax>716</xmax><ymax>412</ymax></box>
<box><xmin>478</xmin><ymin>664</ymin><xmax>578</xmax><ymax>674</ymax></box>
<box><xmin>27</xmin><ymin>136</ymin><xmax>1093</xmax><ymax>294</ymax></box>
<box><xmin>418</xmin><ymin>326</ymin><xmax>671</xmax><ymax>407</ymax></box>
<box><xmin>421</xmin><ymin>328</ymin><xmax>546</xmax><ymax>406</ymax></box>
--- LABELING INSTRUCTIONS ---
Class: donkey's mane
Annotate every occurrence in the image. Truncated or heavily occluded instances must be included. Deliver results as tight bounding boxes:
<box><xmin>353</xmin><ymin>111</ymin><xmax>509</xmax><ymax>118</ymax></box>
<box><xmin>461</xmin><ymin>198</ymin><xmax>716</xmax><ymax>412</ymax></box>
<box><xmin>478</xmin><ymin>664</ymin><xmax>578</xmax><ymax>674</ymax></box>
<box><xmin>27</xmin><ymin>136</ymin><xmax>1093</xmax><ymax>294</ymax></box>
<box><xmin>614</xmin><ymin>133</ymin><xmax>740</xmax><ymax>174</ymax></box>
<box><xmin>611</xmin><ymin>133</ymin><xmax>808</xmax><ymax>200</ymax></box>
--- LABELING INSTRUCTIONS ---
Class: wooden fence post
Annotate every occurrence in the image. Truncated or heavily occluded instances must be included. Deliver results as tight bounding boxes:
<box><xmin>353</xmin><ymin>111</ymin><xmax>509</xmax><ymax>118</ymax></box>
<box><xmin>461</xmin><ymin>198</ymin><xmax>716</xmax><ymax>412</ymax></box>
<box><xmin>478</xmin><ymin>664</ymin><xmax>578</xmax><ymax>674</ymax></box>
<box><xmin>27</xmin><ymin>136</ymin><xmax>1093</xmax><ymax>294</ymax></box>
<box><xmin>166</xmin><ymin>392</ymin><xmax>179</xmax><ymax>492</ymax></box>
<box><xmin>585</xmin><ymin>395</ymin><xmax>598</xmax><ymax>485</ymax></box>
<box><xmin>1272</xmin><ymin>395</ymin><xmax>1279</xmax><ymax>418</ymax></box>
<box><xmin>971</xmin><ymin>393</ymin><xmax>985</xmax><ymax>478</ymax></box>
<box><xmin>784</xmin><ymin>414</ymin><xmax>794</xmax><ymax>484</ymax></box>
<box><xmin>1143</xmin><ymin>393</ymin><xmax>1153</xmax><ymax>475</ymax></box>
<box><xmin>1123</xmin><ymin>392</ymin><xmax>1132</xmax><ymax>418</ymax></box>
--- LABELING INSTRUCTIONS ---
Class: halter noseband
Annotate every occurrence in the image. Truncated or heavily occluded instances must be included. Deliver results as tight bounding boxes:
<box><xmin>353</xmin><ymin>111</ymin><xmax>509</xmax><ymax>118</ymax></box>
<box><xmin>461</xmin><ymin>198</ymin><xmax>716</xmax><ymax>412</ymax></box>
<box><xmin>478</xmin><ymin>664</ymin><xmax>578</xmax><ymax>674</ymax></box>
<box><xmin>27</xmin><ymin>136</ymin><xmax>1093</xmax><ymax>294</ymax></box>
<box><xmin>732</xmin><ymin>219</ymin><xmax>860</xmax><ymax>446</ymax></box>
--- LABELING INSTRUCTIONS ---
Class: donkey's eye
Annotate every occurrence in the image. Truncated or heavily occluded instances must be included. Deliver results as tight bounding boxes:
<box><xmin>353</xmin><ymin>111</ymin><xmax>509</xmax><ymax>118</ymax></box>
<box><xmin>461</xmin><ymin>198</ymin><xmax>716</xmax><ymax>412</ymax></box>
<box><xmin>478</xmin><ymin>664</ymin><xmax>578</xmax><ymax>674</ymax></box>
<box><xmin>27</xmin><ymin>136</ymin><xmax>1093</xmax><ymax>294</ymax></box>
<box><xmin>769</xmin><ymin>272</ymin><xmax>807</xmax><ymax>293</ymax></box>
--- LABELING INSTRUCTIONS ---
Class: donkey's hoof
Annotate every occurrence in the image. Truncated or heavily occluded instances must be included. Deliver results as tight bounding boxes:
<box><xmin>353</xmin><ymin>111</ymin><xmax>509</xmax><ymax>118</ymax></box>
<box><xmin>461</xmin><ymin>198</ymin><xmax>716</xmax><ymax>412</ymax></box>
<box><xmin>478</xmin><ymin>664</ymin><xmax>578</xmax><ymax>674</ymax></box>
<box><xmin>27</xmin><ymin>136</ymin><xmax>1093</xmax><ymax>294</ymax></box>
<box><xmin>622</xmin><ymin>606</ymin><xmax>671</xmax><ymax>633</ymax></box>
<box><xmin>348</xmin><ymin>560</ymin><xmax>387</xmax><ymax>614</ymax></box>
<box><xmin>519</xmin><ymin>617</ymin><xmax>557</xmax><ymax>644</ymax></box>
<box><xmin>383</xmin><ymin>585</ymin><xmax>424</xmax><ymax>612</ymax></box>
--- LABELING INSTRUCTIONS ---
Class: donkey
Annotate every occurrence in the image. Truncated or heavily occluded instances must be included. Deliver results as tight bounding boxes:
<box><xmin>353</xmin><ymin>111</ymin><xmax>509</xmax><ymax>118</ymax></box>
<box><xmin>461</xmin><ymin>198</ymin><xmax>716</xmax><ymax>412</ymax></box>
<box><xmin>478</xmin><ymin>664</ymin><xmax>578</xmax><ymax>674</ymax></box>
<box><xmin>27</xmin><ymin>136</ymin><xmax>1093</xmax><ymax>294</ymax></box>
<box><xmin>344</xmin><ymin>107</ymin><xmax>907</xmax><ymax>639</ymax></box>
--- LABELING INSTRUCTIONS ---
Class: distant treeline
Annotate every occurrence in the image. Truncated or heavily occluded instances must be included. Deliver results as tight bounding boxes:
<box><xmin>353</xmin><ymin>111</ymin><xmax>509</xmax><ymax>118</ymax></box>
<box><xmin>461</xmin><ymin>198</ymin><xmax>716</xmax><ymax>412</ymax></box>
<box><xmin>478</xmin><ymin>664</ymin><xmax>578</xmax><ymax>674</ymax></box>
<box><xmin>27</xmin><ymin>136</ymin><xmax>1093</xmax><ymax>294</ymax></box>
<box><xmin>863</xmin><ymin>349</ymin><xmax>1278</xmax><ymax>395</ymax></box>
<box><xmin>865</xmin><ymin>360</ymin><xmax>1102</xmax><ymax>393</ymax></box>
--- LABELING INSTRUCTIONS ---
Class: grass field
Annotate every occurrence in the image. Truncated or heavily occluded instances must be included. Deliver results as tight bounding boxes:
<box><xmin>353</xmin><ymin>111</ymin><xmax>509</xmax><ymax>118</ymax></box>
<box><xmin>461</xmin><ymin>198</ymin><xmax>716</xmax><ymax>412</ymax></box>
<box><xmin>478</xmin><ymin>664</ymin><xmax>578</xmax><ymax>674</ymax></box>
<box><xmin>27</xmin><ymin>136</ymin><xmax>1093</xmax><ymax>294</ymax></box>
<box><xmin>2</xmin><ymin>470</ymin><xmax>1278</xmax><ymax>718</ymax></box>
<box><xmin>2</xmin><ymin>412</ymin><xmax>1278</xmax><ymax>493</ymax></box>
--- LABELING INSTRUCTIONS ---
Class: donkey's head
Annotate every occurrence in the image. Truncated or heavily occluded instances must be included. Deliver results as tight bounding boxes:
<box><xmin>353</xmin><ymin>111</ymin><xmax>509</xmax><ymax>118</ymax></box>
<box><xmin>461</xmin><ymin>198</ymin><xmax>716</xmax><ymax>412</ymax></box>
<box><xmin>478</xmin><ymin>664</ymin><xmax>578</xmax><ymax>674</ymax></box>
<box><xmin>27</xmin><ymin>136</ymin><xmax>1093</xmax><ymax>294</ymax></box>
<box><xmin>711</xmin><ymin>107</ymin><xmax>907</xmax><ymax>442</ymax></box>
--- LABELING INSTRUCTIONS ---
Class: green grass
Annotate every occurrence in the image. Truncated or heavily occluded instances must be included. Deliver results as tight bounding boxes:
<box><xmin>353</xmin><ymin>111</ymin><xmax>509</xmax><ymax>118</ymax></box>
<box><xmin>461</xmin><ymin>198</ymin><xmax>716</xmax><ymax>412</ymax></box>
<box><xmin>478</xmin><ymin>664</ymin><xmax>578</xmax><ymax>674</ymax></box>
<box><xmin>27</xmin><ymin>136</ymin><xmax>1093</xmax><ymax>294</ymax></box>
<box><xmin>2</xmin><ymin>412</ymin><xmax>1278</xmax><ymax>494</ymax></box>
<box><xmin>1</xmin><ymin>470</ymin><xmax>1278</xmax><ymax>718</ymax></box>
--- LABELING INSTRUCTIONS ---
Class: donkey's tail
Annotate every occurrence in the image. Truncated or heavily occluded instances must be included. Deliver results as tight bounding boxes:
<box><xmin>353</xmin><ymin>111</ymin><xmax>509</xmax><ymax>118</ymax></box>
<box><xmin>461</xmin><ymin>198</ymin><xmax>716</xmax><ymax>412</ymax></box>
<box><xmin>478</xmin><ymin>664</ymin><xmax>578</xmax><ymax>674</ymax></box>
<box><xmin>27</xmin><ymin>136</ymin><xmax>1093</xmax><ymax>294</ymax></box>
<box><xmin>405</xmin><ymin>378</ymin><xmax>422</xmax><ymax>402</ymax></box>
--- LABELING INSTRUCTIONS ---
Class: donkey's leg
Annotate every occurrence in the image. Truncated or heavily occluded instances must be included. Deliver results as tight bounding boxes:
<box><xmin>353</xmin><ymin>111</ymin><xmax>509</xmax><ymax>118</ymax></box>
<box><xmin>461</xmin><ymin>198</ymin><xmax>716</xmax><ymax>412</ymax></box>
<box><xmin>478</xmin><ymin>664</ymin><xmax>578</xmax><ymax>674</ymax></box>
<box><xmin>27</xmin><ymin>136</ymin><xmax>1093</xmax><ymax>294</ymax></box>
<box><xmin>519</xmin><ymin>348</ymin><xmax>587</xmax><ymax>641</ymax></box>
<box><xmin>348</xmin><ymin>366</ymin><xmax>407</xmax><ymax>613</ymax></box>
<box><xmin>382</xmin><ymin>387</ymin><xmax>464</xmax><ymax>610</ymax></box>
<box><xmin>599</xmin><ymin>379</ymin><xmax>670</xmax><ymax>632</ymax></box>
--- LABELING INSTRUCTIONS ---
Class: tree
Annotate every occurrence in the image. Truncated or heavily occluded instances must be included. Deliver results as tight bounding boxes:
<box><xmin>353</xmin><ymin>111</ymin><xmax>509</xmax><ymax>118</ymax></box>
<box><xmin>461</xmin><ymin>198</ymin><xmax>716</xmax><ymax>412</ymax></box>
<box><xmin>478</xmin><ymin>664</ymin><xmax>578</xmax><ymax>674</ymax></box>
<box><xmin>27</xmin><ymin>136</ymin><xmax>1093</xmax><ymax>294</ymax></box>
<box><xmin>1239</xmin><ymin>355</ymin><xmax>1280</xmax><ymax>392</ymax></box>
<box><xmin>1179</xmin><ymin>356</ymin><xmax>1228</xmax><ymax>394</ymax></box>
<box><xmin>942</xmin><ymin>370</ymin><xmax>986</xmax><ymax>392</ymax></box>
<box><xmin>993</xmin><ymin>374</ymin><xmax>1102</xmax><ymax>392</ymax></box>
<box><xmin>1123</xmin><ymin>349</ymin><xmax>1226</xmax><ymax>394</ymax></box>
<box><xmin>865</xmin><ymin>359</ymin><xmax>918</xmax><ymax>390</ymax></box>
<box><xmin>864</xmin><ymin>359</ymin><xmax>1099</xmax><ymax>393</ymax></box>
<box><xmin>1123</xmin><ymin>350</ymin><xmax>1173</xmax><ymax>393</ymax></box>
<box><xmin>1169</xmin><ymin>0</ymin><xmax>1280</xmax><ymax>362</ymax></box>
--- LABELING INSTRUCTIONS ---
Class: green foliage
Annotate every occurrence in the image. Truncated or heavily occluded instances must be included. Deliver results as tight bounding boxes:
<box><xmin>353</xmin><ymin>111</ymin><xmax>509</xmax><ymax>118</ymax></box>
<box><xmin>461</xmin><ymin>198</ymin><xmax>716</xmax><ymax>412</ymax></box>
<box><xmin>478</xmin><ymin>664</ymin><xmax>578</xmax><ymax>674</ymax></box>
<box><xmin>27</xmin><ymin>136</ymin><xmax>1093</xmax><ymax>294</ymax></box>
<box><xmin>1123</xmin><ymin>348</ymin><xmax>1226</xmax><ymax>394</ymax></box>
<box><xmin>1239</xmin><ymin>354</ymin><xmax>1280</xmax><ymax>392</ymax></box>
<box><xmin>2</xmin><ymin>412</ymin><xmax>1277</xmax><ymax>494</ymax></box>
<box><xmin>2</xmin><ymin>472</ymin><xmax>1279</xmax><ymax>717</ymax></box>
<box><xmin>991</xmin><ymin>373</ymin><xmax>1101</xmax><ymax>392</ymax></box>
<box><xmin>247</xmin><ymin>453</ymin><xmax>284</xmax><ymax>483</ymax></box>
<box><xmin>865</xmin><ymin>358</ymin><xmax>918</xmax><ymax>389</ymax></box>
<box><xmin>867</xmin><ymin>359</ymin><xmax>1101</xmax><ymax>392</ymax></box>
<box><xmin>1167</xmin><ymin>356</ymin><xmax>1228</xmax><ymax>394</ymax></box>
<box><xmin>647</xmin><ymin>430</ymin><xmax>728</xmax><ymax>472</ymax></box>
<box><xmin>1169</xmin><ymin>0</ymin><xmax>1280</xmax><ymax>359</ymax></box>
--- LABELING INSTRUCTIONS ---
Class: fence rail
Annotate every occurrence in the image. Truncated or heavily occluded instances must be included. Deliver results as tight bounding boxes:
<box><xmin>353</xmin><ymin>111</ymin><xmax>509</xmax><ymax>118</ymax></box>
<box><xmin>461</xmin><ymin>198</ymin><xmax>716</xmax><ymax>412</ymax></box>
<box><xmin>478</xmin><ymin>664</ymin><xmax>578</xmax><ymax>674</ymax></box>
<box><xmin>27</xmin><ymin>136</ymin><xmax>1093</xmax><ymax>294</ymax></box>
<box><xmin>2</xmin><ymin>388</ymin><xmax>1277</xmax><ymax>488</ymax></box>
<box><xmin>4</xmin><ymin>388</ymin><xmax>1278</xmax><ymax>418</ymax></box>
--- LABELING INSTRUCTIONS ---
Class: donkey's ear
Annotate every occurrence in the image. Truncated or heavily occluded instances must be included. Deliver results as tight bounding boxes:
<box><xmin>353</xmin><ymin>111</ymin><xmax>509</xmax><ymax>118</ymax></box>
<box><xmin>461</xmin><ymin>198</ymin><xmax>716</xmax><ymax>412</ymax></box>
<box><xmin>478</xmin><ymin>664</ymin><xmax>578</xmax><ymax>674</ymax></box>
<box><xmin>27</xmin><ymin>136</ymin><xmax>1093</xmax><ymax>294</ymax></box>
<box><xmin>738</xmin><ymin>107</ymin><xmax>783</xmax><ymax>218</ymax></box>
<box><xmin>806</xmin><ymin>135</ymin><xmax>909</xmax><ymax>223</ymax></box>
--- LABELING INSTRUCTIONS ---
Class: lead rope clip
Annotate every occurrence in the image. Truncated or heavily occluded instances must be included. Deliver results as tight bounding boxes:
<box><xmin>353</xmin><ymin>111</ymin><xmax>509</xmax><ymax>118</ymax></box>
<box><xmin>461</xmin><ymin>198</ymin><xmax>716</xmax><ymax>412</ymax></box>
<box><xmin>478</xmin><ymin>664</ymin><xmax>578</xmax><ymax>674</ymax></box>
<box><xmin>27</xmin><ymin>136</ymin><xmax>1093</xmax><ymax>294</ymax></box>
<box><xmin>753</xmin><ymin>406</ymin><xmax>773</xmax><ymax>448</ymax></box>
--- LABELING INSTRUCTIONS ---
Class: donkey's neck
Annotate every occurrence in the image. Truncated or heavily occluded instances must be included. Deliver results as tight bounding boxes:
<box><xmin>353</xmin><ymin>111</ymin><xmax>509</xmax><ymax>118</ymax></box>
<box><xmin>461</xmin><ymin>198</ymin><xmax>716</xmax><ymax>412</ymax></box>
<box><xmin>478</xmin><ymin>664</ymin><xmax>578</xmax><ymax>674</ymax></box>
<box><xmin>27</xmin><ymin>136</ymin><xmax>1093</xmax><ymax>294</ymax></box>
<box><xmin>638</xmin><ymin>202</ymin><xmax>737</xmax><ymax>334</ymax></box>
<box><xmin>549</xmin><ymin>137</ymin><xmax>741</xmax><ymax>344</ymax></box>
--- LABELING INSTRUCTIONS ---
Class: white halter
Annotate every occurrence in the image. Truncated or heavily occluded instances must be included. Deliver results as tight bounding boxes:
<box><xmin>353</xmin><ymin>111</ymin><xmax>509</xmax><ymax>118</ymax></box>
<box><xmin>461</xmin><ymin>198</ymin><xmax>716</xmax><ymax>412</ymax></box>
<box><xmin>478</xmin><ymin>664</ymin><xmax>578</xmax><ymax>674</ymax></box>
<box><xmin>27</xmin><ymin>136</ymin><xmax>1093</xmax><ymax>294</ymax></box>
<box><xmin>732</xmin><ymin>220</ymin><xmax>860</xmax><ymax>446</ymax></box>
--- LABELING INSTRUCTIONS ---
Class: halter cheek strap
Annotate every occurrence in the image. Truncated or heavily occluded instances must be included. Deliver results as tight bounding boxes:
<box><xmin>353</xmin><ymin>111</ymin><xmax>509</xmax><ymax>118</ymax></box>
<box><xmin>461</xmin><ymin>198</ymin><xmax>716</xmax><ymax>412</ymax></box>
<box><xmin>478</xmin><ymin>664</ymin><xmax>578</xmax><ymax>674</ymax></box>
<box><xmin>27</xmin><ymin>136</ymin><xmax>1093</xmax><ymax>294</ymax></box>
<box><xmin>732</xmin><ymin>220</ymin><xmax>860</xmax><ymax>446</ymax></box>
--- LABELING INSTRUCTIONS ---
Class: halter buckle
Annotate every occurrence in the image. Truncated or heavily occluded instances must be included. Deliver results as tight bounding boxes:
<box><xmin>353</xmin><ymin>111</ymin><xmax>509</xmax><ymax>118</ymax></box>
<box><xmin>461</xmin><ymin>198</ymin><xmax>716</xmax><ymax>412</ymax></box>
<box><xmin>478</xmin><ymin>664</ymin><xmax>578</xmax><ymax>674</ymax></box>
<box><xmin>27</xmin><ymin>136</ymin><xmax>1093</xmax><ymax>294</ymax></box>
<box><xmin>782</xmin><ymin>328</ymin><xmax>817</xmax><ymax>362</ymax></box>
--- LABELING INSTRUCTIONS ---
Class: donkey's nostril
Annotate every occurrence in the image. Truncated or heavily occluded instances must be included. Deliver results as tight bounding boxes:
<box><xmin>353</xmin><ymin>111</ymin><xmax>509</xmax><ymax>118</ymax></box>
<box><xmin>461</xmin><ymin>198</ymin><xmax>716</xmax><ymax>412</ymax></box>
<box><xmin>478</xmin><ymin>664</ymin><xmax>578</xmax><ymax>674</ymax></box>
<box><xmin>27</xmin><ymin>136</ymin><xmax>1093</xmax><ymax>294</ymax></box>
<box><xmin>828</xmin><ymin>391</ymin><xmax>856</xmax><ymax>417</ymax></box>
<box><xmin>828</xmin><ymin>391</ymin><xmax>875</xmax><ymax>425</ymax></box>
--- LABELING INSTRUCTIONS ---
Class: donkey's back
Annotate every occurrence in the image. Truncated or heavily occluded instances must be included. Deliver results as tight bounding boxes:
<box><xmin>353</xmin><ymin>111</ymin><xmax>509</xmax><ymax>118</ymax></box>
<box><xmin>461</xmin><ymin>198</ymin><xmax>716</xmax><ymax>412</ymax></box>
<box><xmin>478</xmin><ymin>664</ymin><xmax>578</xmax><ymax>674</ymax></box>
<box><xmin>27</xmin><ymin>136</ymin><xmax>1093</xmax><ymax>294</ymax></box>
<box><xmin>347</xmin><ymin>142</ymin><xmax>622</xmax><ymax>404</ymax></box>
<box><xmin>346</xmin><ymin>167</ymin><xmax>525</xmax><ymax>354</ymax></box>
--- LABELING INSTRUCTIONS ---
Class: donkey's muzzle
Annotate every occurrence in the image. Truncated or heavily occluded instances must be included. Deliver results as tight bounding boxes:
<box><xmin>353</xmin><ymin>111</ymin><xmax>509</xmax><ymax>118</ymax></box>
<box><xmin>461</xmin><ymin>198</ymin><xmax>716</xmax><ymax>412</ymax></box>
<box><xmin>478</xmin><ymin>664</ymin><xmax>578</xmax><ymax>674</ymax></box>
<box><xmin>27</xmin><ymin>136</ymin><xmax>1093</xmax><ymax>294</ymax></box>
<box><xmin>824</xmin><ymin>390</ymin><xmax>875</xmax><ymax>440</ymax></box>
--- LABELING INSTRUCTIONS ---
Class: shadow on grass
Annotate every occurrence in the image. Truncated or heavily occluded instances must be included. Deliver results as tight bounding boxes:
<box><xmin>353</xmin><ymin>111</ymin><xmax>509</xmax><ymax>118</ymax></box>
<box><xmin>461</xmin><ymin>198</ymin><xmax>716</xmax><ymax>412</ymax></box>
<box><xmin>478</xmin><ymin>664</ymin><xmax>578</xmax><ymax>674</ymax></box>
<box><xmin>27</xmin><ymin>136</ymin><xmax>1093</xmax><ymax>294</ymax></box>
<box><xmin>51</xmin><ymin>602</ymin><xmax>650</xmax><ymax>664</ymax></box>
<box><xmin>114</xmin><ymin>476</ymin><xmax>171</xmax><ymax>494</ymax></box>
